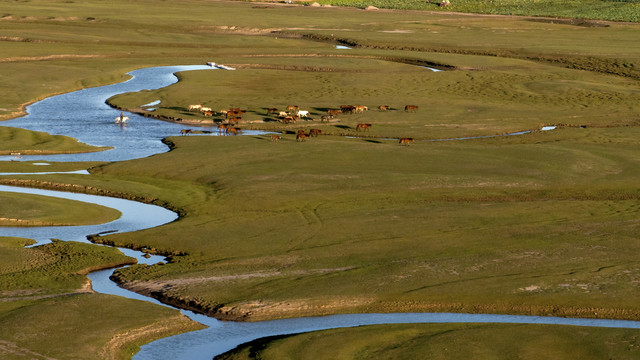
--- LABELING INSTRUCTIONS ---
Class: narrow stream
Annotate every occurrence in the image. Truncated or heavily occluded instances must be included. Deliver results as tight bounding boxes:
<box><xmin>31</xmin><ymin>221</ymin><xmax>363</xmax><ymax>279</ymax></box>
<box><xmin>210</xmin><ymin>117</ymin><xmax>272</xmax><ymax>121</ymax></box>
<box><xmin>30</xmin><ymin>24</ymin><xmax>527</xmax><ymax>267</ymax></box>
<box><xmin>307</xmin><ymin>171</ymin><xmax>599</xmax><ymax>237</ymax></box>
<box><xmin>0</xmin><ymin>65</ymin><xmax>633</xmax><ymax>359</ymax></box>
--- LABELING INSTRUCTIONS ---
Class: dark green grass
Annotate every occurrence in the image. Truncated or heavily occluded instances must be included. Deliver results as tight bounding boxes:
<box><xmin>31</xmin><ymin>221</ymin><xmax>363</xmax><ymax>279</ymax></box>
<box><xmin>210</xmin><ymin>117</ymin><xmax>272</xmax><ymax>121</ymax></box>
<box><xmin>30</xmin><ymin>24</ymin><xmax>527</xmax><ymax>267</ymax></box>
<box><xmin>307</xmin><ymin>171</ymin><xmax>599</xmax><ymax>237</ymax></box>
<box><xmin>216</xmin><ymin>323</ymin><xmax>640</xmax><ymax>360</ymax></box>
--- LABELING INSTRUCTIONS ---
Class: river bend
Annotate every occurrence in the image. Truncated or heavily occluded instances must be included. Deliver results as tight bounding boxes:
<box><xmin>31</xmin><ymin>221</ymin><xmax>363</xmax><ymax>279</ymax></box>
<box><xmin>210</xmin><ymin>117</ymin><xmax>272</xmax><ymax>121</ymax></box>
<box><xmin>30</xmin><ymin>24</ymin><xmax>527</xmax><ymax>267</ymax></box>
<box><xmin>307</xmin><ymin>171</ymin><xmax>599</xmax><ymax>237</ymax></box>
<box><xmin>0</xmin><ymin>65</ymin><xmax>636</xmax><ymax>359</ymax></box>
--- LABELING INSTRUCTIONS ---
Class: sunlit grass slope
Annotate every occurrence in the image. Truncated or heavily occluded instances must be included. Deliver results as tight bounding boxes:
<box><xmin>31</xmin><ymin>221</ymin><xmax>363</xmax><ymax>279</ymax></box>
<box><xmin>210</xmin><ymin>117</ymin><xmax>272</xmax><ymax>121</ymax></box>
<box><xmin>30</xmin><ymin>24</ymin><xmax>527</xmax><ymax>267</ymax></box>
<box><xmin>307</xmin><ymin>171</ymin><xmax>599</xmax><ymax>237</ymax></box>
<box><xmin>217</xmin><ymin>322</ymin><xmax>640</xmax><ymax>360</ymax></box>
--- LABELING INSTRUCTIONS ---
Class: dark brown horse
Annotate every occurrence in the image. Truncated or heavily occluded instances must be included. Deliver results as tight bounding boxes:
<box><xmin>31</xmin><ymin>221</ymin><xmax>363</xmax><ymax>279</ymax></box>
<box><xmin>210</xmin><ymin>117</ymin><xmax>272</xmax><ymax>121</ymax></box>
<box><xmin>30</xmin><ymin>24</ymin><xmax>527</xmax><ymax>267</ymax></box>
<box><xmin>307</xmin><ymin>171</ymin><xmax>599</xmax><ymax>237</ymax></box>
<box><xmin>404</xmin><ymin>105</ymin><xmax>419</xmax><ymax>111</ymax></box>
<box><xmin>356</xmin><ymin>123</ymin><xmax>372</xmax><ymax>131</ymax></box>
<box><xmin>309</xmin><ymin>128</ymin><xmax>322</xmax><ymax>137</ymax></box>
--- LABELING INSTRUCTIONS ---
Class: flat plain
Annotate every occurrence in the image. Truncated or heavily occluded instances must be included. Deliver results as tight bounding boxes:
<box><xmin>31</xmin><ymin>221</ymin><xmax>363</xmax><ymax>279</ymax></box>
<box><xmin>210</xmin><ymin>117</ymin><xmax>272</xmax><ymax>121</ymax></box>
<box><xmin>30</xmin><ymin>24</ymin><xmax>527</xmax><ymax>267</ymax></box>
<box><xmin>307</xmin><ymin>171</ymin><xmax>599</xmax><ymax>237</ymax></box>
<box><xmin>2</xmin><ymin>0</ymin><xmax>640</xmax><ymax>358</ymax></box>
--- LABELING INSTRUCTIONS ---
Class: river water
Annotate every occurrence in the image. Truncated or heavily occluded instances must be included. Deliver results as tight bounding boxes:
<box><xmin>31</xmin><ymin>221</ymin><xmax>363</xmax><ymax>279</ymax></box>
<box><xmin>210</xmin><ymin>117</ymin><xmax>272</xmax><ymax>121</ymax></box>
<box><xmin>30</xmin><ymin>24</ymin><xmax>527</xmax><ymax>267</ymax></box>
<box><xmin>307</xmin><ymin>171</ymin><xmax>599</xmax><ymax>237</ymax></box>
<box><xmin>1</xmin><ymin>65</ymin><xmax>638</xmax><ymax>359</ymax></box>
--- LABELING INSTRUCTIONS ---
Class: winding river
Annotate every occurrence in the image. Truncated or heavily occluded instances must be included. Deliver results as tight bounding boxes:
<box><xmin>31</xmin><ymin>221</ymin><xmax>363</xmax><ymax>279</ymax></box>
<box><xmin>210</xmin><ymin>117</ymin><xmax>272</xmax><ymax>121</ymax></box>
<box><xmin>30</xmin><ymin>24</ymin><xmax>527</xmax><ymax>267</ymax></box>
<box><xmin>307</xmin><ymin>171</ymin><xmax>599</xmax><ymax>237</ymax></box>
<box><xmin>2</xmin><ymin>65</ymin><xmax>639</xmax><ymax>359</ymax></box>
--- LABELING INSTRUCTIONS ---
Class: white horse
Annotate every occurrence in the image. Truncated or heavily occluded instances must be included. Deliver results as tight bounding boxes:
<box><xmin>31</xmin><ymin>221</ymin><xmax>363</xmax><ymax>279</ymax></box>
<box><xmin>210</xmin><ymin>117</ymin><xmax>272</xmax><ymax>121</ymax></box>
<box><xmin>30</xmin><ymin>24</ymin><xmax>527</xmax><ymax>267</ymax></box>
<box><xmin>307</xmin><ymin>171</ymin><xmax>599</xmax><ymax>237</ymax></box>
<box><xmin>115</xmin><ymin>112</ymin><xmax>129</xmax><ymax>123</ymax></box>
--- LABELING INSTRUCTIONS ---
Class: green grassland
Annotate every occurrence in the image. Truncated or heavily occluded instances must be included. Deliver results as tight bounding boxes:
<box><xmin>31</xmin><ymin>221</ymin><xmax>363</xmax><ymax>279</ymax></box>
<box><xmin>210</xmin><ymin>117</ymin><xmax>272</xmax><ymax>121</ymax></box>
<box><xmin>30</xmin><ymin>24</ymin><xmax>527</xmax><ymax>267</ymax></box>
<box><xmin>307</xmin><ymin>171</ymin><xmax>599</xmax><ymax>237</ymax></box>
<box><xmin>0</xmin><ymin>126</ymin><xmax>110</xmax><ymax>155</ymax></box>
<box><xmin>0</xmin><ymin>190</ymin><xmax>120</xmax><ymax>226</ymax></box>
<box><xmin>2</xmin><ymin>0</ymin><xmax>640</xmax><ymax>358</ymax></box>
<box><xmin>216</xmin><ymin>322</ymin><xmax>640</xmax><ymax>360</ymax></box>
<box><xmin>0</xmin><ymin>236</ymin><xmax>203</xmax><ymax>359</ymax></box>
<box><xmin>307</xmin><ymin>0</ymin><xmax>640</xmax><ymax>22</ymax></box>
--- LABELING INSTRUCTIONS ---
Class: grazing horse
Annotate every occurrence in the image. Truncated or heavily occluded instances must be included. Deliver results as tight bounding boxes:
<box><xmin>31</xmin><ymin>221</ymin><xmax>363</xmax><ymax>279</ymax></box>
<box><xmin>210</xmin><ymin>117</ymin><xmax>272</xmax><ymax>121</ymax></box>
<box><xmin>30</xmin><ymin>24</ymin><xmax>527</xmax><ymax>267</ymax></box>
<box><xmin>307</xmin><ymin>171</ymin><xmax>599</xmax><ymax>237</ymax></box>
<box><xmin>180</xmin><ymin>129</ymin><xmax>192</xmax><ymax>136</ymax></box>
<box><xmin>327</xmin><ymin>109</ymin><xmax>342</xmax><ymax>116</ymax></box>
<box><xmin>340</xmin><ymin>105</ymin><xmax>355</xmax><ymax>114</ymax></box>
<box><xmin>378</xmin><ymin>105</ymin><xmax>390</xmax><ymax>111</ymax></box>
<box><xmin>282</xmin><ymin>116</ymin><xmax>296</xmax><ymax>124</ymax></box>
<box><xmin>271</xmin><ymin>134</ymin><xmax>281</xmax><ymax>142</ymax></box>
<box><xmin>356</xmin><ymin>123</ymin><xmax>372</xmax><ymax>131</ymax></box>
<box><xmin>297</xmin><ymin>110</ymin><xmax>310</xmax><ymax>118</ymax></box>
<box><xmin>188</xmin><ymin>104</ymin><xmax>203</xmax><ymax>111</ymax></box>
<box><xmin>321</xmin><ymin>114</ymin><xmax>334</xmax><ymax>122</ymax></box>
<box><xmin>355</xmin><ymin>105</ymin><xmax>368</xmax><ymax>113</ymax></box>
<box><xmin>267</xmin><ymin>108</ymin><xmax>279</xmax><ymax>115</ymax></box>
<box><xmin>309</xmin><ymin>128</ymin><xmax>322</xmax><ymax>137</ymax></box>
<box><xmin>226</xmin><ymin>110</ymin><xmax>242</xmax><ymax>118</ymax></box>
<box><xmin>115</xmin><ymin>112</ymin><xmax>129</xmax><ymax>123</ymax></box>
<box><xmin>399</xmin><ymin>137</ymin><xmax>414</xmax><ymax>145</ymax></box>
<box><xmin>296</xmin><ymin>132</ymin><xmax>308</xmax><ymax>142</ymax></box>
<box><xmin>404</xmin><ymin>105</ymin><xmax>419</xmax><ymax>112</ymax></box>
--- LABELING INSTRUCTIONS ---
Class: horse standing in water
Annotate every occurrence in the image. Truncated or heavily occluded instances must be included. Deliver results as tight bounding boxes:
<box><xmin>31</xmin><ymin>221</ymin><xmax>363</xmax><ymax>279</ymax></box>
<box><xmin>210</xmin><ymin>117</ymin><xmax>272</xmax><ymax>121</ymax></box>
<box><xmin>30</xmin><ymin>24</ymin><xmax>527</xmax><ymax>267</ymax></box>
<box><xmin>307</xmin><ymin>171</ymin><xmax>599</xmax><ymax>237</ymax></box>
<box><xmin>115</xmin><ymin>112</ymin><xmax>129</xmax><ymax>124</ymax></box>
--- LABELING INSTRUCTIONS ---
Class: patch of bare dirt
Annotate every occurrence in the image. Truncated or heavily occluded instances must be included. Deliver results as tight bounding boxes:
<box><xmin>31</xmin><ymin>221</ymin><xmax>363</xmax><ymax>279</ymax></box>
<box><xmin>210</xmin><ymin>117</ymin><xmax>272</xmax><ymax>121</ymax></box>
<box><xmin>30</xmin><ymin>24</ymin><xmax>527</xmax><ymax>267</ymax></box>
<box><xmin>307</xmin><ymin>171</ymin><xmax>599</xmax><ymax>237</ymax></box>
<box><xmin>0</xmin><ymin>54</ymin><xmax>109</xmax><ymax>63</ymax></box>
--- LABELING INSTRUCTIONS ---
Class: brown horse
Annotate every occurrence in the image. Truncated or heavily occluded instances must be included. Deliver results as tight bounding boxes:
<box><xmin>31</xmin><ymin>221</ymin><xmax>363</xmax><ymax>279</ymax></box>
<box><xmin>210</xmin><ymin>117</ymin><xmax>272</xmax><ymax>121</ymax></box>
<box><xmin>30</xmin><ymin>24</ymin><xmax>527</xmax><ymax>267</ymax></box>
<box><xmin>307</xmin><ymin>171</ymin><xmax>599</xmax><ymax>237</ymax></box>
<box><xmin>180</xmin><ymin>129</ymin><xmax>192</xmax><ymax>136</ymax></box>
<box><xmin>227</xmin><ymin>117</ymin><xmax>241</xmax><ymax>125</ymax></box>
<box><xmin>340</xmin><ymin>105</ymin><xmax>355</xmax><ymax>114</ymax></box>
<box><xmin>296</xmin><ymin>133</ymin><xmax>308</xmax><ymax>142</ymax></box>
<box><xmin>356</xmin><ymin>123</ymin><xmax>372</xmax><ymax>131</ymax></box>
<box><xmin>327</xmin><ymin>109</ymin><xmax>342</xmax><ymax>116</ymax></box>
<box><xmin>378</xmin><ymin>105</ymin><xmax>390</xmax><ymax>111</ymax></box>
<box><xmin>287</xmin><ymin>105</ymin><xmax>299</xmax><ymax>112</ymax></box>
<box><xmin>399</xmin><ymin>137</ymin><xmax>414</xmax><ymax>145</ymax></box>
<box><xmin>309</xmin><ymin>128</ymin><xmax>322</xmax><ymax>137</ymax></box>
<box><xmin>404</xmin><ymin>105</ymin><xmax>419</xmax><ymax>111</ymax></box>
<box><xmin>271</xmin><ymin>134</ymin><xmax>281</xmax><ymax>142</ymax></box>
<box><xmin>282</xmin><ymin>116</ymin><xmax>296</xmax><ymax>124</ymax></box>
<box><xmin>355</xmin><ymin>105</ymin><xmax>368</xmax><ymax>113</ymax></box>
<box><xmin>226</xmin><ymin>127</ymin><xmax>242</xmax><ymax>135</ymax></box>
<box><xmin>267</xmin><ymin>108</ymin><xmax>278</xmax><ymax>114</ymax></box>
<box><xmin>217</xmin><ymin>123</ymin><xmax>228</xmax><ymax>133</ymax></box>
<box><xmin>226</xmin><ymin>110</ymin><xmax>242</xmax><ymax>118</ymax></box>
<box><xmin>203</xmin><ymin>110</ymin><xmax>215</xmax><ymax>116</ymax></box>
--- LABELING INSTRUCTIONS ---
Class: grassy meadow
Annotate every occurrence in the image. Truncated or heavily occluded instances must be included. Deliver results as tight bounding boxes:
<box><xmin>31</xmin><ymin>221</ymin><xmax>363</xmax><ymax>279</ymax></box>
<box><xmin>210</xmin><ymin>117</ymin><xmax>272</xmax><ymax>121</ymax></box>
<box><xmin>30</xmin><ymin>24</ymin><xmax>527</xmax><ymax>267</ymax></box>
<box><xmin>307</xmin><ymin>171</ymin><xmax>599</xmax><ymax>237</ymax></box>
<box><xmin>216</xmin><ymin>323</ymin><xmax>640</xmax><ymax>360</ymax></box>
<box><xmin>2</xmin><ymin>0</ymin><xmax>640</xmax><ymax>358</ymax></box>
<box><xmin>308</xmin><ymin>0</ymin><xmax>640</xmax><ymax>22</ymax></box>
<box><xmin>0</xmin><ymin>190</ymin><xmax>120</xmax><ymax>226</ymax></box>
<box><xmin>0</xmin><ymin>236</ymin><xmax>203</xmax><ymax>359</ymax></box>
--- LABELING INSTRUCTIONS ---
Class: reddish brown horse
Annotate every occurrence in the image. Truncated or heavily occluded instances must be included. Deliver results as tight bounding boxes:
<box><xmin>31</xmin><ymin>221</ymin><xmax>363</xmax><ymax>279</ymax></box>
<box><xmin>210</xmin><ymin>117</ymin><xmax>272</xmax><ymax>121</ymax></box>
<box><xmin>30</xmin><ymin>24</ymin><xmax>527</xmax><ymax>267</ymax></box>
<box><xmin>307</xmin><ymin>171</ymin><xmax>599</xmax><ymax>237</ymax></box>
<box><xmin>404</xmin><ymin>105</ymin><xmax>419</xmax><ymax>111</ymax></box>
<box><xmin>271</xmin><ymin>134</ymin><xmax>281</xmax><ymax>142</ymax></box>
<box><xmin>296</xmin><ymin>132</ymin><xmax>308</xmax><ymax>142</ymax></box>
<box><xmin>287</xmin><ymin>105</ymin><xmax>299</xmax><ymax>112</ymax></box>
<box><xmin>378</xmin><ymin>105</ymin><xmax>390</xmax><ymax>111</ymax></box>
<box><xmin>356</xmin><ymin>123</ymin><xmax>372</xmax><ymax>131</ymax></box>
<box><xmin>399</xmin><ymin>137</ymin><xmax>414</xmax><ymax>145</ymax></box>
<box><xmin>226</xmin><ymin>127</ymin><xmax>242</xmax><ymax>135</ymax></box>
<box><xmin>309</xmin><ymin>128</ymin><xmax>322</xmax><ymax>137</ymax></box>
<box><xmin>282</xmin><ymin>116</ymin><xmax>296</xmax><ymax>124</ymax></box>
<box><xmin>327</xmin><ymin>109</ymin><xmax>342</xmax><ymax>116</ymax></box>
<box><xmin>180</xmin><ymin>129</ymin><xmax>192</xmax><ymax>136</ymax></box>
<box><xmin>227</xmin><ymin>117</ymin><xmax>241</xmax><ymax>125</ymax></box>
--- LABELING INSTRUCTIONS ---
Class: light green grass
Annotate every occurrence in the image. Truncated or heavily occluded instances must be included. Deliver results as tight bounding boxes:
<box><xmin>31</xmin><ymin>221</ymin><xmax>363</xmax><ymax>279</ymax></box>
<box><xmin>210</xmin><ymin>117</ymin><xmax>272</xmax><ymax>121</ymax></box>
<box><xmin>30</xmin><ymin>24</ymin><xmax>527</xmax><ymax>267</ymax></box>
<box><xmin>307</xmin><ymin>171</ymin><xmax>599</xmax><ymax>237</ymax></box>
<box><xmin>0</xmin><ymin>127</ymin><xmax>110</xmax><ymax>154</ymax></box>
<box><xmin>0</xmin><ymin>191</ymin><xmax>120</xmax><ymax>226</ymax></box>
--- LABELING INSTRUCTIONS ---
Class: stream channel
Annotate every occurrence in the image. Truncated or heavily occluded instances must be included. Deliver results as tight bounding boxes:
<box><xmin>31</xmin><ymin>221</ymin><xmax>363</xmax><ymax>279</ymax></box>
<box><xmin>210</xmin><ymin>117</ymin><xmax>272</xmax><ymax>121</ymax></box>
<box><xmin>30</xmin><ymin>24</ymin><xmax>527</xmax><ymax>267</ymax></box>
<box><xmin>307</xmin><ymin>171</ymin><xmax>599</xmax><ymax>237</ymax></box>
<box><xmin>1</xmin><ymin>65</ymin><xmax>639</xmax><ymax>359</ymax></box>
